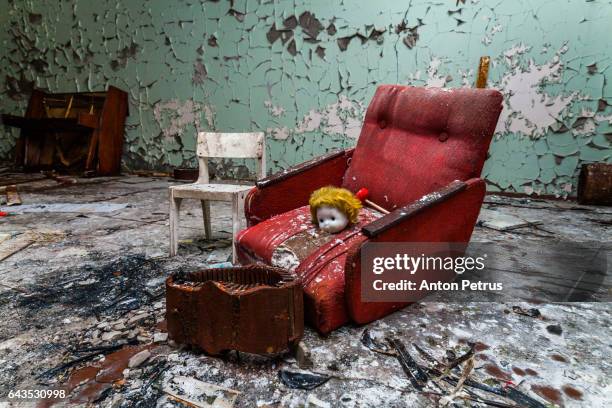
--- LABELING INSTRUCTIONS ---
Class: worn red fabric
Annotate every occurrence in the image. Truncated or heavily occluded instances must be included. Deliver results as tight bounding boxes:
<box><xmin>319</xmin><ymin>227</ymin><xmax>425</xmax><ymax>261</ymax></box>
<box><xmin>237</xmin><ymin>85</ymin><xmax>503</xmax><ymax>333</ymax></box>
<box><xmin>344</xmin><ymin>178</ymin><xmax>486</xmax><ymax>324</ymax></box>
<box><xmin>244</xmin><ymin>149</ymin><xmax>353</xmax><ymax>226</ymax></box>
<box><xmin>236</xmin><ymin>206</ymin><xmax>379</xmax><ymax>334</ymax></box>
<box><xmin>342</xmin><ymin>85</ymin><xmax>502</xmax><ymax>210</ymax></box>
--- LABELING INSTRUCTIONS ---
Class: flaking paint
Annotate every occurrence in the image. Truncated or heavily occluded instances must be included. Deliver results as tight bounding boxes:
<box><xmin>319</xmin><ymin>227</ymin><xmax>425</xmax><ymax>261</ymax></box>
<box><xmin>0</xmin><ymin>0</ymin><xmax>611</xmax><ymax>197</ymax></box>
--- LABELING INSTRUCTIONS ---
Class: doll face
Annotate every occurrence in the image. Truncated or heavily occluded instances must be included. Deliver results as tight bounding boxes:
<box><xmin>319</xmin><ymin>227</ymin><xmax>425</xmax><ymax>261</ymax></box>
<box><xmin>316</xmin><ymin>205</ymin><xmax>348</xmax><ymax>234</ymax></box>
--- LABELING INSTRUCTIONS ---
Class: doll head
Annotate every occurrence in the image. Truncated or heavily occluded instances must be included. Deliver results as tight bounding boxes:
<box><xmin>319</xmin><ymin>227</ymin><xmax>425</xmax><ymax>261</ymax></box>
<box><xmin>309</xmin><ymin>186</ymin><xmax>362</xmax><ymax>233</ymax></box>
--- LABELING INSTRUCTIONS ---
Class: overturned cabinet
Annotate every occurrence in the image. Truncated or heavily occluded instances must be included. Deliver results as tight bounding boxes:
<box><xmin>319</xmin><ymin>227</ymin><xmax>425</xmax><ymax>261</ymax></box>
<box><xmin>2</xmin><ymin>86</ymin><xmax>128</xmax><ymax>176</ymax></box>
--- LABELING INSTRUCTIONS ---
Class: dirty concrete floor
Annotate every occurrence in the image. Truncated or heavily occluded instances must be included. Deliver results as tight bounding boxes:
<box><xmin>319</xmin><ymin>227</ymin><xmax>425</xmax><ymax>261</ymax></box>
<box><xmin>0</xmin><ymin>175</ymin><xmax>610</xmax><ymax>407</ymax></box>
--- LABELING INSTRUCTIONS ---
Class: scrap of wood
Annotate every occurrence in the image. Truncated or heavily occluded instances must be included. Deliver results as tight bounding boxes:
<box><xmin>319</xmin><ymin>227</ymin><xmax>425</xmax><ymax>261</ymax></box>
<box><xmin>438</xmin><ymin>356</ymin><xmax>475</xmax><ymax>406</ymax></box>
<box><xmin>5</xmin><ymin>185</ymin><xmax>22</xmax><ymax>206</ymax></box>
<box><xmin>85</xmin><ymin>130</ymin><xmax>100</xmax><ymax>171</ymax></box>
<box><xmin>0</xmin><ymin>230</ymin><xmax>64</xmax><ymax>262</ymax></box>
<box><xmin>387</xmin><ymin>338</ymin><xmax>428</xmax><ymax>390</ymax></box>
<box><xmin>475</xmin><ymin>56</ymin><xmax>490</xmax><ymax>88</ymax></box>
<box><xmin>0</xmin><ymin>234</ymin><xmax>35</xmax><ymax>262</ymax></box>
<box><xmin>452</xmin><ymin>356</ymin><xmax>474</xmax><ymax>394</ymax></box>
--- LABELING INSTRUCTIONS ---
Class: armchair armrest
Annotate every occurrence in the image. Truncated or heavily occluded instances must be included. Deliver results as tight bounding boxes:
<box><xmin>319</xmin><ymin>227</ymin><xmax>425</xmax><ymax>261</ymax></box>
<box><xmin>256</xmin><ymin>148</ymin><xmax>352</xmax><ymax>188</ymax></box>
<box><xmin>245</xmin><ymin>148</ymin><xmax>354</xmax><ymax>225</ymax></box>
<box><xmin>361</xmin><ymin>180</ymin><xmax>467</xmax><ymax>238</ymax></box>
<box><xmin>345</xmin><ymin>178</ymin><xmax>487</xmax><ymax>325</ymax></box>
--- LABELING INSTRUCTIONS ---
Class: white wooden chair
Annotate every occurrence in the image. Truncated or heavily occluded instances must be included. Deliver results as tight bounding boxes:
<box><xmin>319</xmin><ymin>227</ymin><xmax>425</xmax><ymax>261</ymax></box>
<box><xmin>169</xmin><ymin>132</ymin><xmax>266</xmax><ymax>262</ymax></box>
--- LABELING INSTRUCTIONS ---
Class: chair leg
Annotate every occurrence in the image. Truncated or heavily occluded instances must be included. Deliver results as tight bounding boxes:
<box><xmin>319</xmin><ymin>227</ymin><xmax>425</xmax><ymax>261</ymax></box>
<box><xmin>231</xmin><ymin>192</ymin><xmax>246</xmax><ymax>264</ymax></box>
<box><xmin>200</xmin><ymin>200</ymin><xmax>212</xmax><ymax>240</ymax></box>
<box><xmin>169</xmin><ymin>195</ymin><xmax>182</xmax><ymax>257</ymax></box>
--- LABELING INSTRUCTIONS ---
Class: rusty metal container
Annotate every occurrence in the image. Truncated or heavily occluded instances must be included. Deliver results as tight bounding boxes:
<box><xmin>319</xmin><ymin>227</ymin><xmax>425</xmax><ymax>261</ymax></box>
<box><xmin>578</xmin><ymin>163</ymin><xmax>612</xmax><ymax>205</ymax></box>
<box><xmin>166</xmin><ymin>265</ymin><xmax>303</xmax><ymax>355</ymax></box>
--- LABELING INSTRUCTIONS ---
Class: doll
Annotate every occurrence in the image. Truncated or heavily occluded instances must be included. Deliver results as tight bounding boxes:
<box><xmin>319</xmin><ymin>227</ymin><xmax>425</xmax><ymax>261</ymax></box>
<box><xmin>309</xmin><ymin>186</ymin><xmax>362</xmax><ymax>233</ymax></box>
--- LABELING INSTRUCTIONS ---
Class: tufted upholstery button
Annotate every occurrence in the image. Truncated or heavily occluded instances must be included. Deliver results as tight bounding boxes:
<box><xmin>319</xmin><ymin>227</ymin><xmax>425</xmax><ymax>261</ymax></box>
<box><xmin>438</xmin><ymin>131</ymin><xmax>449</xmax><ymax>142</ymax></box>
<box><xmin>379</xmin><ymin>119</ymin><xmax>387</xmax><ymax>129</ymax></box>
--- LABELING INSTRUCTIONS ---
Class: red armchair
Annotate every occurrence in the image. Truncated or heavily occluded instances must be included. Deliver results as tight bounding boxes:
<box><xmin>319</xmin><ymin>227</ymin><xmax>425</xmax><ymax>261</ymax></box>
<box><xmin>236</xmin><ymin>85</ymin><xmax>503</xmax><ymax>334</ymax></box>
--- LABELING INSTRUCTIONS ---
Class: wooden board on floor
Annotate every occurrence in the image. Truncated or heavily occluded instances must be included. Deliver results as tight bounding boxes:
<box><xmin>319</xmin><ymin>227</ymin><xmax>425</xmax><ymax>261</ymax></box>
<box><xmin>0</xmin><ymin>234</ymin><xmax>35</xmax><ymax>262</ymax></box>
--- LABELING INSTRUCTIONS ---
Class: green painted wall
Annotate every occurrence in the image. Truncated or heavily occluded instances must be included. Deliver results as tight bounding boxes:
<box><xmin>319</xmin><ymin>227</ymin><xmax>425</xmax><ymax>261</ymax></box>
<box><xmin>1</xmin><ymin>0</ymin><xmax>610</xmax><ymax>196</ymax></box>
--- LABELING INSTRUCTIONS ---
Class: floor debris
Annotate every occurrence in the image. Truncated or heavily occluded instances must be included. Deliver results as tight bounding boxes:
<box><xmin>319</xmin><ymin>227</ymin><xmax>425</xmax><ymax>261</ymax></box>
<box><xmin>0</xmin><ymin>232</ymin><xmax>35</xmax><ymax>262</ymax></box>
<box><xmin>5</xmin><ymin>184</ymin><xmax>22</xmax><ymax>206</ymax></box>
<box><xmin>478</xmin><ymin>208</ymin><xmax>542</xmax><ymax>231</ymax></box>
<box><xmin>387</xmin><ymin>338</ymin><xmax>428</xmax><ymax>390</ymax></box>
<box><xmin>162</xmin><ymin>376</ymin><xmax>240</xmax><ymax>408</ymax></box>
<box><xmin>0</xmin><ymin>175</ymin><xmax>608</xmax><ymax>407</ymax></box>
<box><xmin>510</xmin><ymin>305</ymin><xmax>542</xmax><ymax>318</ymax></box>
<box><xmin>278</xmin><ymin>370</ymin><xmax>331</xmax><ymax>390</ymax></box>
<box><xmin>0</xmin><ymin>202</ymin><xmax>129</xmax><ymax>214</ymax></box>
<box><xmin>128</xmin><ymin>349</ymin><xmax>151</xmax><ymax>368</ymax></box>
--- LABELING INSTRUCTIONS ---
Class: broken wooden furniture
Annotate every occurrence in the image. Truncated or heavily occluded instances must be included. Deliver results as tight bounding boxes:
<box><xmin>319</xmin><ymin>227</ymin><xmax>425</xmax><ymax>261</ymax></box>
<box><xmin>1</xmin><ymin>86</ymin><xmax>128</xmax><ymax>176</ymax></box>
<box><xmin>578</xmin><ymin>163</ymin><xmax>612</xmax><ymax>205</ymax></box>
<box><xmin>169</xmin><ymin>132</ymin><xmax>266</xmax><ymax>262</ymax></box>
<box><xmin>235</xmin><ymin>85</ymin><xmax>503</xmax><ymax>334</ymax></box>
<box><xmin>166</xmin><ymin>265</ymin><xmax>303</xmax><ymax>355</ymax></box>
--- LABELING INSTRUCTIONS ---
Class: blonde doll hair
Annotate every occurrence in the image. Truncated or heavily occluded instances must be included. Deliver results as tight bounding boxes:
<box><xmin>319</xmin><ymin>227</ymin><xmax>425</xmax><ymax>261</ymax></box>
<box><xmin>309</xmin><ymin>186</ymin><xmax>362</xmax><ymax>226</ymax></box>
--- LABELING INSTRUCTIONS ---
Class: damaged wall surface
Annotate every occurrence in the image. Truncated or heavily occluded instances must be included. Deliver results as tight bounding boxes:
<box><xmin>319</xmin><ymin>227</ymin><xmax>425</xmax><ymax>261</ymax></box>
<box><xmin>0</xmin><ymin>0</ymin><xmax>611</xmax><ymax>196</ymax></box>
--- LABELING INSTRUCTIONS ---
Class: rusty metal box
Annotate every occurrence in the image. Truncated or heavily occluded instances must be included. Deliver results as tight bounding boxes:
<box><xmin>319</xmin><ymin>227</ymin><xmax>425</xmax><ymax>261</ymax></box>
<box><xmin>166</xmin><ymin>265</ymin><xmax>303</xmax><ymax>355</ymax></box>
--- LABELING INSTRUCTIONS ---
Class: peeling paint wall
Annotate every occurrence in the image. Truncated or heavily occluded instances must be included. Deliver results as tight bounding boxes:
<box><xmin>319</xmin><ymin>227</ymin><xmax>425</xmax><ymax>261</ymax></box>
<box><xmin>1</xmin><ymin>0</ymin><xmax>611</xmax><ymax>196</ymax></box>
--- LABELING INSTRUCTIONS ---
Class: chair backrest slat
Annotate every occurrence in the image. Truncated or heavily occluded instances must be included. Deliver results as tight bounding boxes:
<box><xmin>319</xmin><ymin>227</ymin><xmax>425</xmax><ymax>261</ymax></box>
<box><xmin>197</xmin><ymin>132</ymin><xmax>264</xmax><ymax>159</ymax></box>
<box><xmin>195</xmin><ymin>132</ymin><xmax>267</xmax><ymax>183</ymax></box>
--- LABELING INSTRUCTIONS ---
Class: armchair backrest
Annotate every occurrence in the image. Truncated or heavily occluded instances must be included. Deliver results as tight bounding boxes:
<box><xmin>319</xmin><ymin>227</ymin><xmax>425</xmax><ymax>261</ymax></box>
<box><xmin>342</xmin><ymin>85</ymin><xmax>502</xmax><ymax>210</ymax></box>
<box><xmin>196</xmin><ymin>132</ymin><xmax>266</xmax><ymax>183</ymax></box>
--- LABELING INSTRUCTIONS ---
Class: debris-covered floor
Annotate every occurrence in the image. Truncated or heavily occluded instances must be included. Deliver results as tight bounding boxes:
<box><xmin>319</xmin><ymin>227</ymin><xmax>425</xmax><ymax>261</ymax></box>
<box><xmin>0</xmin><ymin>174</ymin><xmax>610</xmax><ymax>407</ymax></box>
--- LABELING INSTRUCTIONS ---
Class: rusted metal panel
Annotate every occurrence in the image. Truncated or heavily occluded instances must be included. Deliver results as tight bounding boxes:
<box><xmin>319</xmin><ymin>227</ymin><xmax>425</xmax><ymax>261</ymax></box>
<box><xmin>166</xmin><ymin>265</ymin><xmax>303</xmax><ymax>355</ymax></box>
<box><xmin>578</xmin><ymin>163</ymin><xmax>612</xmax><ymax>205</ymax></box>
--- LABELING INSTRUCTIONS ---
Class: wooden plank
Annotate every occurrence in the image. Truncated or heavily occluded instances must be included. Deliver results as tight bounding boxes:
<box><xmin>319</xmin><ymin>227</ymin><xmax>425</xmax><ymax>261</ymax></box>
<box><xmin>97</xmin><ymin>86</ymin><xmax>128</xmax><ymax>175</ymax></box>
<box><xmin>197</xmin><ymin>132</ymin><xmax>265</xmax><ymax>159</ymax></box>
<box><xmin>38</xmin><ymin>133</ymin><xmax>56</xmax><ymax>166</ymax></box>
<box><xmin>475</xmin><ymin>56</ymin><xmax>490</xmax><ymax>88</ymax></box>
<box><xmin>170</xmin><ymin>183</ymin><xmax>252</xmax><ymax>201</ymax></box>
<box><xmin>77</xmin><ymin>113</ymin><xmax>100</xmax><ymax>129</ymax></box>
<box><xmin>85</xmin><ymin>129</ymin><xmax>100</xmax><ymax>172</ymax></box>
<box><xmin>16</xmin><ymin>89</ymin><xmax>46</xmax><ymax>167</ymax></box>
<box><xmin>0</xmin><ymin>234</ymin><xmax>34</xmax><ymax>262</ymax></box>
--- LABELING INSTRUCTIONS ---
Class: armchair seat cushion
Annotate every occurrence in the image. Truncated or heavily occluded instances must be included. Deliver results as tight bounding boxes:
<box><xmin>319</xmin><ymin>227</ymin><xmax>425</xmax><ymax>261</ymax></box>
<box><xmin>235</xmin><ymin>205</ymin><xmax>381</xmax><ymax>333</ymax></box>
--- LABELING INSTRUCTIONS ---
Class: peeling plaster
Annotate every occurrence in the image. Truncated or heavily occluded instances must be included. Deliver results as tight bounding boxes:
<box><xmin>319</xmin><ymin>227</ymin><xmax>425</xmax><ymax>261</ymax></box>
<box><xmin>0</xmin><ymin>0</ymin><xmax>610</xmax><ymax>195</ymax></box>
<box><xmin>295</xmin><ymin>96</ymin><xmax>363</xmax><ymax>139</ymax></box>
<box><xmin>495</xmin><ymin>45</ymin><xmax>575</xmax><ymax>138</ymax></box>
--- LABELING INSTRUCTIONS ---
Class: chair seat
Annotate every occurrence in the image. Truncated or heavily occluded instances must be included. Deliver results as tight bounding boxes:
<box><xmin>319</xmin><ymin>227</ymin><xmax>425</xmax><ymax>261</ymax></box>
<box><xmin>170</xmin><ymin>183</ymin><xmax>252</xmax><ymax>200</ymax></box>
<box><xmin>235</xmin><ymin>205</ymin><xmax>382</xmax><ymax>333</ymax></box>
